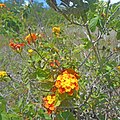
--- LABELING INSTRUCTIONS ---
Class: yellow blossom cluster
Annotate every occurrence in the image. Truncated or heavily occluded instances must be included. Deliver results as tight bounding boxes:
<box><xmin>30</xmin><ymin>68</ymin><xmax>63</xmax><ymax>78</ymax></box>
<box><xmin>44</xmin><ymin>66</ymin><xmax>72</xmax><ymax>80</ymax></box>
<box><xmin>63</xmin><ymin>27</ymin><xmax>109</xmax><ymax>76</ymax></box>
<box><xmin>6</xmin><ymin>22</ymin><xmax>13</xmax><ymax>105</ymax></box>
<box><xmin>43</xmin><ymin>94</ymin><xmax>56</xmax><ymax>114</ymax></box>
<box><xmin>52</xmin><ymin>27</ymin><xmax>60</xmax><ymax>37</ymax></box>
<box><xmin>55</xmin><ymin>69</ymin><xmax>79</xmax><ymax>95</ymax></box>
<box><xmin>0</xmin><ymin>71</ymin><xmax>7</xmax><ymax>78</ymax></box>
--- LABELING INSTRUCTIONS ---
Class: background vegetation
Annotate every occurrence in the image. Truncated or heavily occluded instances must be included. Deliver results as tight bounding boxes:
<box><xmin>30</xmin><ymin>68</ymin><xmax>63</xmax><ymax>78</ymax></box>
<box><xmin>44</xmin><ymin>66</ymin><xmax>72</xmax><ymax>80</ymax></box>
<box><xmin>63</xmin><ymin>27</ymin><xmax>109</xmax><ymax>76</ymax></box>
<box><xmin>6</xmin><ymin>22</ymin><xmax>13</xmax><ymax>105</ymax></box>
<box><xmin>0</xmin><ymin>0</ymin><xmax>120</xmax><ymax>119</ymax></box>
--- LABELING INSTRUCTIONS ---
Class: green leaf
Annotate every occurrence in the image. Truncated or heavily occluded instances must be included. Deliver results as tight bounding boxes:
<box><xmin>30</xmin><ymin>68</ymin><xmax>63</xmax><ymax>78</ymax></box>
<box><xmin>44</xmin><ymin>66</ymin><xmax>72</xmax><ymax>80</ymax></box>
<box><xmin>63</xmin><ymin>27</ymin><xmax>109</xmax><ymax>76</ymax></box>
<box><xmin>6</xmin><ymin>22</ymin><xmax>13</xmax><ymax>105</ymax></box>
<box><xmin>0</xmin><ymin>96</ymin><xmax>6</xmax><ymax>112</ymax></box>
<box><xmin>8</xmin><ymin>113</ymin><xmax>22</xmax><ymax>120</ymax></box>
<box><xmin>116</xmin><ymin>30</ymin><xmax>120</xmax><ymax>40</ymax></box>
<box><xmin>89</xmin><ymin>16</ymin><xmax>99</xmax><ymax>32</ymax></box>
<box><xmin>40</xmin><ymin>79</ymin><xmax>54</xmax><ymax>90</ymax></box>
<box><xmin>73</xmin><ymin>44</ymin><xmax>85</xmax><ymax>53</ymax></box>
<box><xmin>106</xmin><ymin>65</ymin><xmax>112</xmax><ymax>71</ymax></box>
<box><xmin>0</xmin><ymin>114</ymin><xmax>2</xmax><ymax>120</ymax></box>
<box><xmin>35</xmin><ymin>68</ymin><xmax>50</xmax><ymax>81</ymax></box>
<box><xmin>55</xmin><ymin>100</ymin><xmax>61</xmax><ymax>107</ymax></box>
<box><xmin>56</xmin><ymin>111</ymin><xmax>76</xmax><ymax>120</ymax></box>
<box><xmin>84</xmin><ymin>41</ymin><xmax>92</xmax><ymax>49</ymax></box>
<box><xmin>18</xmin><ymin>97</ymin><xmax>23</xmax><ymax>108</ymax></box>
<box><xmin>1</xmin><ymin>112</ymin><xmax>9</xmax><ymax>120</ymax></box>
<box><xmin>26</xmin><ymin>83</ymin><xmax>30</xmax><ymax>90</ymax></box>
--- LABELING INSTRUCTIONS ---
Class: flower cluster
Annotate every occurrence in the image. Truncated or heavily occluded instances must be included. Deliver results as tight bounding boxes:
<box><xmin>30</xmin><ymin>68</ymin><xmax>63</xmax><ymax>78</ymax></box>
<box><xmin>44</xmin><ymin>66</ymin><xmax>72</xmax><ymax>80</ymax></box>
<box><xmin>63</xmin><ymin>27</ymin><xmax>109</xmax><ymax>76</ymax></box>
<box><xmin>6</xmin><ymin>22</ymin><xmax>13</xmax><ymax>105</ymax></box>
<box><xmin>55</xmin><ymin>69</ymin><xmax>79</xmax><ymax>95</ymax></box>
<box><xmin>43</xmin><ymin>69</ymin><xmax>79</xmax><ymax>114</ymax></box>
<box><xmin>9</xmin><ymin>41</ymin><xmax>25</xmax><ymax>51</ymax></box>
<box><xmin>0</xmin><ymin>3</ymin><xmax>6</xmax><ymax>8</ymax></box>
<box><xmin>50</xmin><ymin>60</ymin><xmax>60</xmax><ymax>68</ymax></box>
<box><xmin>52</xmin><ymin>27</ymin><xmax>60</xmax><ymax>37</ymax></box>
<box><xmin>43</xmin><ymin>94</ymin><xmax>56</xmax><ymax>114</ymax></box>
<box><xmin>25</xmin><ymin>33</ymin><xmax>37</xmax><ymax>44</ymax></box>
<box><xmin>0</xmin><ymin>71</ymin><xmax>7</xmax><ymax>78</ymax></box>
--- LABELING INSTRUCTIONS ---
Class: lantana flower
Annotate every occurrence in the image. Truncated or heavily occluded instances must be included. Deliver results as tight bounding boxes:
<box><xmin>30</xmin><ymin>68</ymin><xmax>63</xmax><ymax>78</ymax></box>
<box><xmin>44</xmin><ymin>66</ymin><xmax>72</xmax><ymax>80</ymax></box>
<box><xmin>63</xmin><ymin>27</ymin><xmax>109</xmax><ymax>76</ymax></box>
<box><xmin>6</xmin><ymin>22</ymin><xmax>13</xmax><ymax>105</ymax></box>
<box><xmin>55</xmin><ymin>69</ymin><xmax>80</xmax><ymax>95</ymax></box>
<box><xmin>43</xmin><ymin>94</ymin><xmax>56</xmax><ymax>114</ymax></box>
<box><xmin>50</xmin><ymin>60</ymin><xmax>60</xmax><ymax>68</ymax></box>
<box><xmin>9</xmin><ymin>41</ymin><xmax>25</xmax><ymax>51</ymax></box>
<box><xmin>52</xmin><ymin>27</ymin><xmax>60</xmax><ymax>37</ymax></box>
<box><xmin>25</xmin><ymin>33</ymin><xmax>37</xmax><ymax>44</ymax></box>
<box><xmin>0</xmin><ymin>4</ymin><xmax>6</xmax><ymax>8</ymax></box>
<box><xmin>0</xmin><ymin>71</ymin><xmax>7</xmax><ymax>78</ymax></box>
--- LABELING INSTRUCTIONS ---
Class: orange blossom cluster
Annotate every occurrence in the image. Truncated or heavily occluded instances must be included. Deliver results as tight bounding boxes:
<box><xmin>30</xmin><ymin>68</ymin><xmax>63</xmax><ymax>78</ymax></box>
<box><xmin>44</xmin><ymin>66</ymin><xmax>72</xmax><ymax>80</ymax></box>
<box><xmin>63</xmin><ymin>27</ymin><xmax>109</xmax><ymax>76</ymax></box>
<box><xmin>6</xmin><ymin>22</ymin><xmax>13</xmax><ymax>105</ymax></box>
<box><xmin>9</xmin><ymin>41</ymin><xmax>25</xmax><ymax>51</ymax></box>
<box><xmin>43</xmin><ymin>94</ymin><xmax>56</xmax><ymax>114</ymax></box>
<box><xmin>55</xmin><ymin>69</ymin><xmax>79</xmax><ymax>95</ymax></box>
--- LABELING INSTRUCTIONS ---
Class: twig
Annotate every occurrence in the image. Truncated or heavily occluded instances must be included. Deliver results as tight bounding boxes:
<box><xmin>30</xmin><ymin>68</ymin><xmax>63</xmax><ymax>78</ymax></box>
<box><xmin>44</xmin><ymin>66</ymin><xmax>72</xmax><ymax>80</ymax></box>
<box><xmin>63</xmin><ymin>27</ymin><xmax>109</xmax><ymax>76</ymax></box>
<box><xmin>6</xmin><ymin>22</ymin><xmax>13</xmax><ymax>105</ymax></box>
<box><xmin>78</xmin><ymin>51</ymin><xmax>91</xmax><ymax>69</ymax></box>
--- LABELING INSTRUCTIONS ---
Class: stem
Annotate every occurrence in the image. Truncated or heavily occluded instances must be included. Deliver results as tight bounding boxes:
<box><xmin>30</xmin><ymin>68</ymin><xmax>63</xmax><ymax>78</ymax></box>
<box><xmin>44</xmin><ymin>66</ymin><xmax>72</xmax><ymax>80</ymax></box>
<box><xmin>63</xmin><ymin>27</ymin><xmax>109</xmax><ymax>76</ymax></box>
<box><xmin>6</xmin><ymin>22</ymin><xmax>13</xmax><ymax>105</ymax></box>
<box><xmin>33</xmin><ymin>48</ymin><xmax>48</xmax><ymax>63</ymax></box>
<box><xmin>78</xmin><ymin>51</ymin><xmax>91</xmax><ymax>69</ymax></box>
<box><xmin>85</xmin><ymin>25</ymin><xmax>102</xmax><ymax>68</ymax></box>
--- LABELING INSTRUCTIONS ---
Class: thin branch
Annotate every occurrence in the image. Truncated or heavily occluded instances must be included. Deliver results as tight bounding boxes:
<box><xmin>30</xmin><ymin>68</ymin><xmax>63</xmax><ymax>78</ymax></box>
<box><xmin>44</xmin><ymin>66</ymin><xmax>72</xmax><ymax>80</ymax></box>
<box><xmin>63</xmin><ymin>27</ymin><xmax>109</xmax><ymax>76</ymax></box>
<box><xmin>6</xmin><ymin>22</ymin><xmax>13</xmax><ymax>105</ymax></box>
<box><xmin>78</xmin><ymin>51</ymin><xmax>91</xmax><ymax>69</ymax></box>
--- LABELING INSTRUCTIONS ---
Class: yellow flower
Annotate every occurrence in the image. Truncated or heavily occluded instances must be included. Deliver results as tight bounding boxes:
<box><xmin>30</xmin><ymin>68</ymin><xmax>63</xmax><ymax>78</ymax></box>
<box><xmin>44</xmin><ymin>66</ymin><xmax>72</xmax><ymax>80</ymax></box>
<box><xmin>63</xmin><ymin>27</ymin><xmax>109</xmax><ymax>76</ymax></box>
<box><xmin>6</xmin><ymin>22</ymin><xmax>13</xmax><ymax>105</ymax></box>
<box><xmin>0</xmin><ymin>71</ymin><xmax>7</xmax><ymax>77</ymax></box>
<box><xmin>47</xmin><ymin>95</ymin><xmax>55</xmax><ymax>104</ymax></box>
<box><xmin>52</xmin><ymin>27</ymin><xmax>60</xmax><ymax>33</ymax></box>
<box><xmin>52</xmin><ymin>27</ymin><xmax>60</xmax><ymax>37</ymax></box>
<box><xmin>117</xmin><ymin>66</ymin><xmax>120</xmax><ymax>71</ymax></box>
<box><xmin>28</xmin><ymin>49</ymin><xmax>33</xmax><ymax>53</ymax></box>
<box><xmin>28</xmin><ymin>49</ymin><xmax>33</xmax><ymax>56</ymax></box>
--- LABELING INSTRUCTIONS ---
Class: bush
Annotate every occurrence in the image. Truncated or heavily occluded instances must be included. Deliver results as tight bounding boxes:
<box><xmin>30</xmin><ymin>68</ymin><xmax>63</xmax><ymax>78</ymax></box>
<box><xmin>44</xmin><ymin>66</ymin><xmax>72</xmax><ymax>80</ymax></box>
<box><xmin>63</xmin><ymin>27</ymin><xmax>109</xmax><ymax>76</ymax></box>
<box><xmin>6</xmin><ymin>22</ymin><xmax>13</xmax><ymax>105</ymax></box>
<box><xmin>0</xmin><ymin>0</ymin><xmax>120</xmax><ymax>119</ymax></box>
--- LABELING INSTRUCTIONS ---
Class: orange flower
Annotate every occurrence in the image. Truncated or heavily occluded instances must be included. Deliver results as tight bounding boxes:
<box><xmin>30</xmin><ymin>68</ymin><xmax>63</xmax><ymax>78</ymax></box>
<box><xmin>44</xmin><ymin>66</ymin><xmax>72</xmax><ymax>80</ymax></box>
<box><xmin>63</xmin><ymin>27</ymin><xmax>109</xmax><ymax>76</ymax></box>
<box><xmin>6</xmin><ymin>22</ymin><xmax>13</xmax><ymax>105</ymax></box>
<box><xmin>68</xmin><ymin>90</ymin><xmax>74</xmax><ymax>96</ymax></box>
<box><xmin>55</xmin><ymin>80</ymin><xmax>61</xmax><ymax>88</ymax></box>
<box><xmin>25</xmin><ymin>33</ymin><xmax>37</xmax><ymax>44</ymax></box>
<box><xmin>58</xmin><ymin>87</ymin><xmax>66</xmax><ymax>94</ymax></box>
<box><xmin>9</xmin><ymin>41</ymin><xmax>25</xmax><ymax>51</ymax></box>
<box><xmin>55</xmin><ymin>69</ymin><xmax>79</xmax><ymax>95</ymax></box>
<box><xmin>43</xmin><ymin>94</ymin><xmax>56</xmax><ymax>114</ymax></box>
<box><xmin>0</xmin><ymin>3</ymin><xmax>6</xmax><ymax>8</ymax></box>
<box><xmin>50</xmin><ymin>60</ymin><xmax>60</xmax><ymax>68</ymax></box>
